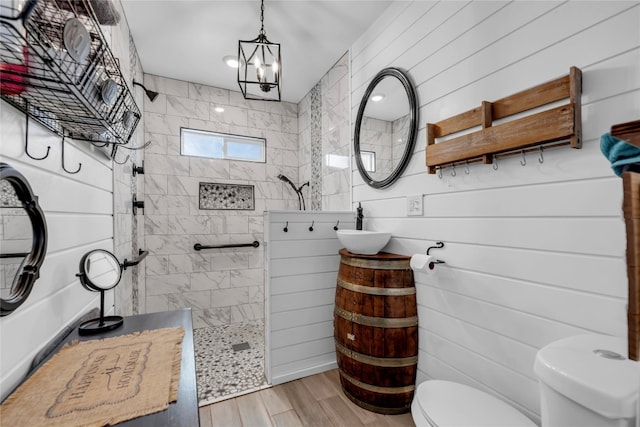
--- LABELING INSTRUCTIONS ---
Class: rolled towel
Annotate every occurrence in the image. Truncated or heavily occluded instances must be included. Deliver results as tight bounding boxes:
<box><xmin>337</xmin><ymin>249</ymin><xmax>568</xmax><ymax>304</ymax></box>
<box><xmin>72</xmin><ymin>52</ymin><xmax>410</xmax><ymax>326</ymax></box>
<box><xmin>600</xmin><ymin>132</ymin><xmax>640</xmax><ymax>177</ymax></box>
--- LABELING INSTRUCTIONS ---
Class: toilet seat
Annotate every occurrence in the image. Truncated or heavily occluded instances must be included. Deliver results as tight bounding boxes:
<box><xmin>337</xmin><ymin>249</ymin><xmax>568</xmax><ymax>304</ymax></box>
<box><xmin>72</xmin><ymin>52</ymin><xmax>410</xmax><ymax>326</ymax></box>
<box><xmin>412</xmin><ymin>380</ymin><xmax>536</xmax><ymax>426</ymax></box>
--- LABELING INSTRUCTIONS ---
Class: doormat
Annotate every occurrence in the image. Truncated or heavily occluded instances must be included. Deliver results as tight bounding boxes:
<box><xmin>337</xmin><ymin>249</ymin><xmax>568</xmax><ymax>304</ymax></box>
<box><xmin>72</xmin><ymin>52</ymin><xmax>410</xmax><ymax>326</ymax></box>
<box><xmin>1</xmin><ymin>327</ymin><xmax>185</xmax><ymax>427</ymax></box>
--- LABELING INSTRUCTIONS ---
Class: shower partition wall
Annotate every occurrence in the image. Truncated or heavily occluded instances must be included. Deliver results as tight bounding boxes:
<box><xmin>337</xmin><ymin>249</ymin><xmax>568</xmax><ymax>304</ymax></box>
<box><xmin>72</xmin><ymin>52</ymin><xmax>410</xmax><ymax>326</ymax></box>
<box><xmin>264</xmin><ymin>210</ymin><xmax>356</xmax><ymax>385</ymax></box>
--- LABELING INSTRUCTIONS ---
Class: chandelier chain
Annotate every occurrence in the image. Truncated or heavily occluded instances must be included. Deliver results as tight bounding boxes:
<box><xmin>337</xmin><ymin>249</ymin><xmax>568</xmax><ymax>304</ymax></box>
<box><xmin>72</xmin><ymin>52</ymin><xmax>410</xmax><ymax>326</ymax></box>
<box><xmin>259</xmin><ymin>0</ymin><xmax>265</xmax><ymax>36</ymax></box>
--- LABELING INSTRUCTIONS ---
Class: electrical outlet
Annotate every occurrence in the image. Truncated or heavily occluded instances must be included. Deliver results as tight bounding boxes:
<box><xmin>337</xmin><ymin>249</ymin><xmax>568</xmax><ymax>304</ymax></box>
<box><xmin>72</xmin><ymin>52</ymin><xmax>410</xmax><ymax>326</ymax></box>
<box><xmin>407</xmin><ymin>195</ymin><xmax>423</xmax><ymax>216</ymax></box>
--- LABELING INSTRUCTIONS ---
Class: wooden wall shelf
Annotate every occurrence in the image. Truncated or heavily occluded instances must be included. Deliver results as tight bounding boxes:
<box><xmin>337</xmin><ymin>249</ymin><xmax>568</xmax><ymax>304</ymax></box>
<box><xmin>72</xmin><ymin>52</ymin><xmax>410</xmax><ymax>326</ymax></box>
<box><xmin>612</xmin><ymin>120</ymin><xmax>640</xmax><ymax>148</ymax></box>
<box><xmin>624</xmin><ymin>171</ymin><xmax>640</xmax><ymax>361</ymax></box>
<box><xmin>426</xmin><ymin>67</ymin><xmax>582</xmax><ymax>174</ymax></box>
<box><xmin>611</xmin><ymin>118</ymin><xmax>640</xmax><ymax>360</ymax></box>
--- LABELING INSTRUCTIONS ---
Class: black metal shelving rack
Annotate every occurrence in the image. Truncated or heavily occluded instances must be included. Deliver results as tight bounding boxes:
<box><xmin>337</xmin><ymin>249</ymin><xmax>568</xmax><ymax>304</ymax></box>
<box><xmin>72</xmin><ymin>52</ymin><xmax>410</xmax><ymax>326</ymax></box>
<box><xmin>0</xmin><ymin>0</ymin><xmax>140</xmax><ymax>151</ymax></box>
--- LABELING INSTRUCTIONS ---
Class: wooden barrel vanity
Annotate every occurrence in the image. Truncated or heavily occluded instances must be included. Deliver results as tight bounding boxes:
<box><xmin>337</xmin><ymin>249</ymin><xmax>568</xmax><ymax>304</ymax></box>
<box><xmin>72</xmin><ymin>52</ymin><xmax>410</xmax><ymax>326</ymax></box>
<box><xmin>334</xmin><ymin>248</ymin><xmax>418</xmax><ymax>414</ymax></box>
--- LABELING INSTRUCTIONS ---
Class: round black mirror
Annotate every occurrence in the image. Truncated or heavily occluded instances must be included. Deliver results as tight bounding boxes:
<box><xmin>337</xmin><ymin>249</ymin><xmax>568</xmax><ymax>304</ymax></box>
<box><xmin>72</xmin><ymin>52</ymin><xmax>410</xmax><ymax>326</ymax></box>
<box><xmin>354</xmin><ymin>68</ymin><xmax>418</xmax><ymax>188</ymax></box>
<box><xmin>77</xmin><ymin>249</ymin><xmax>123</xmax><ymax>335</ymax></box>
<box><xmin>0</xmin><ymin>163</ymin><xmax>47</xmax><ymax>316</ymax></box>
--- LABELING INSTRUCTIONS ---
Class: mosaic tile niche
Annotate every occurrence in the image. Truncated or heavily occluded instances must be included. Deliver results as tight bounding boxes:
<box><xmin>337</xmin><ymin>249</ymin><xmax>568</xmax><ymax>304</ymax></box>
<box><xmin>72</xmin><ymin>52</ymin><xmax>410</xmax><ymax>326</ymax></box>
<box><xmin>199</xmin><ymin>183</ymin><xmax>255</xmax><ymax>210</ymax></box>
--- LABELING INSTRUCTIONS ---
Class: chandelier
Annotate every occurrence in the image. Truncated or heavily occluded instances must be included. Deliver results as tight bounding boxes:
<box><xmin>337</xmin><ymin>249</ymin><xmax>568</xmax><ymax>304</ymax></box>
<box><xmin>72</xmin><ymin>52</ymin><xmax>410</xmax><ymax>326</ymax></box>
<box><xmin>238</xmin><ymin>0</ymin><xmax>281</xmax><ymax>101</ymax></box>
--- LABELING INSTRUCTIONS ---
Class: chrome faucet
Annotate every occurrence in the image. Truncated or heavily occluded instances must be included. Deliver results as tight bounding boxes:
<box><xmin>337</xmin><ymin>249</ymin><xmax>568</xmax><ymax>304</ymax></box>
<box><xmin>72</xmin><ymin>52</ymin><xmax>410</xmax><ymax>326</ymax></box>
<box><xmin>356</xmin><ymin>202</ymin><xmax>363</xmax><ymax>230</ymax></box>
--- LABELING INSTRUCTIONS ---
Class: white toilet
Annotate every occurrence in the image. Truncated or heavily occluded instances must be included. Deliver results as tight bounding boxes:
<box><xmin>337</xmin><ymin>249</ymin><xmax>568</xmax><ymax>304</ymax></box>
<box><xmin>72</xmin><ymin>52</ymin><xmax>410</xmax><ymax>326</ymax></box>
<box><xmin>411</xmin><ymin>334</ymin><xmax>640</xmax><ymax>426</ymax></box>
<box><xmin>411</xmin><ymin>379</ymin><xmax>536</xmax><ymax>426</ymax></box>
<box><xmin>535</xmin><ymin>334</ymin><xmax>639</xmax><ymax>426</ymax></box>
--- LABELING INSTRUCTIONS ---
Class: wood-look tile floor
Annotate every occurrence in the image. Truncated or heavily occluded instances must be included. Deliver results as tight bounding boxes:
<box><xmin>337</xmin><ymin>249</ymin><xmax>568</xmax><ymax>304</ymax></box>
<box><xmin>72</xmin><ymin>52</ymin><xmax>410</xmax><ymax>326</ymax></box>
<box><xmin>198</xmin><ymin>368</ymin><xmax>416</xmax><ymax>427</ymax></box>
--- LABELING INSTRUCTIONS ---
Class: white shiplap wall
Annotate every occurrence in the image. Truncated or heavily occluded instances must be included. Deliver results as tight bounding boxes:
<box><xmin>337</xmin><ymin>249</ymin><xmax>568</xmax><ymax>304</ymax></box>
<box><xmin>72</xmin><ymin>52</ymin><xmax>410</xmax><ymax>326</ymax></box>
<box><xmin>0</xmin><ymin>3</ymin><xmax>141</xmax><ymax>401</ymax></box>
<box><xmin>0</xmin><ymin>103</ymin><xmax>113</xmax><ymax>401</ymax></box>
<box><xmin>350</xmin><ymin>1</ymin><xmax>639</xmax><ymax>423</ymax></box>
<box><xmin>265</xmin><ymin>210</ymin><xmax>355</xmax><ymax>385</ymax></box>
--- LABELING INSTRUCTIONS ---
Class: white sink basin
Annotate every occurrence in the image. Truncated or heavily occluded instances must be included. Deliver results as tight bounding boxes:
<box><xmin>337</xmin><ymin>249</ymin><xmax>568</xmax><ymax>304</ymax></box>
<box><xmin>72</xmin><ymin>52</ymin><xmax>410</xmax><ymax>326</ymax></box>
<box><xmin>336</xmin><ymin>229</ymin><xmax>391</xmax><ymax>255</ymax></box>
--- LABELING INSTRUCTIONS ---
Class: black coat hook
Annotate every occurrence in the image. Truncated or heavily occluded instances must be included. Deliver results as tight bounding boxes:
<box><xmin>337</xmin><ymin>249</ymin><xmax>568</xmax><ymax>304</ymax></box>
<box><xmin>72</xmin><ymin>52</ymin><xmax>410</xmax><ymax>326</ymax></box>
<box><xmin>334</xmin><ymin>220</ymin><xmax>340</xmax><ymax>231</ymax></box>
<box><xmin>24</xmin><ymin>107</ymin><xmax>50</xmax><ymax>161</ymax></box>
<box><xmin>309</xmin><ymin>221</ymin><xmax>314</xmax><ymax>232</ymax></box>
<box><xmin>283</xmin><ymin>221</ymin><xmax>288</xmax><ymax>232</ymax></box>
<box><xmin>61</xmin><ymin>135</ymin><xmax>81</xmax><ymax>174</ymax></box>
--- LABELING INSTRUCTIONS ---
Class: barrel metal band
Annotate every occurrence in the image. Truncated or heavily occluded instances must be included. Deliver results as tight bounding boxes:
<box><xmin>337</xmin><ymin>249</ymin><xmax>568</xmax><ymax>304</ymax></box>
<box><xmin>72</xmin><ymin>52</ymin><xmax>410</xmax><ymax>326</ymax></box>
<box><xmin>340</xmin><ymin>370</ymin><xmax>415</xmax><ymax>394</ymax></box>
<box><xmin>340</xmin><ymin>256</ymin><xmax>411</xmax><ymax>271</ymax></box>
<box><xmin>335</xmin><ymin>340</ymin><xmax>418</xmax><ymax>367</ymax></box>
<box><xmin>334</xmin><ymin>306</ymin><xmax>418</xmax><ymax>328</ymax></box>
<box><xmin>341</xmin><ymin>388</ymin><xmax>411</xmax><ymax>415</ymax></box>
<box><xmin>337</xmin><ymin>278</ymin><xmax>416</xmax><ymax>296</ymax></box>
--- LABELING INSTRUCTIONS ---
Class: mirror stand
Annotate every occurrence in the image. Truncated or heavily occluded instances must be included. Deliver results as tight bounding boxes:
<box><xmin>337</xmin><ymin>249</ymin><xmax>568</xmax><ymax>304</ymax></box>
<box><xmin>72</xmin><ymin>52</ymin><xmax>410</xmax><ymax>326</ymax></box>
<box><xmin>76</xmin><ymin>248</ymin><xmax>125</xmax><ymax>335</ymax></box>
<box><xmin>78</xmin><ymin>290</ymin><xmax>123</xmax><ymax>335</ymax></box>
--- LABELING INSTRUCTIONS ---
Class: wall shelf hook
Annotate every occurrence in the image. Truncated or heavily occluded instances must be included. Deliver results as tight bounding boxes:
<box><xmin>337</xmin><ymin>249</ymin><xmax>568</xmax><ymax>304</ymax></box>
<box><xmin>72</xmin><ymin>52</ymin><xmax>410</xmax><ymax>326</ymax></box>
<box><xmin>309</xmin><ymin>221</ymin><xmax>314</xmax><ymax>232</ymax></box>
<box><xmin>120</xmin><ymin>140</ymin><xmax>152</xmax><ymax>151</ymax></box>
<box><xmin>538</xmin><ymin>146</ymin><xmax>544</xmax><ymax>164</ymax></box>
<box><xmin>520</xmin><ymin>149</ymin><xmax>527</xmax><ymax>166</ymax></box>
<box><xmin>334</xmin><ymin>220</ymin><xmax>340</xmax><ymax>231</ymax></box>
<box><xmin>24</xmin><ymin>108</ymin><xmax>50</xmax><ymax>161</ymax></box>
<box><xmin>112</xmin><ymin>147</ymin><xmax>130</xmax><ymax>165</ymax></box>
<box><xmin>283</xmin><ymin>221</ymin><xmax>288</xmax><ymax>232</ymax></box>
<box><xmin>61</xmin><ymin>135</ymin><xmax>81</xmax><ymax>174</ymax></box>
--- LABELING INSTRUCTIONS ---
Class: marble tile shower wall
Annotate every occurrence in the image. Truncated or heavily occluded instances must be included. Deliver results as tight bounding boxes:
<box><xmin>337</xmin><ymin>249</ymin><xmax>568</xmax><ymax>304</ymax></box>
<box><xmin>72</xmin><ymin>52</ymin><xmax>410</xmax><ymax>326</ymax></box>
<box><xmin>320</xmin><ymin>53</ymin><xmax>350</xmax><ymax>211</ymax></box>
<box><xmin>103</xmin><ymin>5</ymin><xmax>145</xmax><ymax>317</ymax></box>
<box><xmin>141</xmin><ymin>74</ymin><xmax>299</xmax><ymax>328</ymax></box>
<box><xmin>298</xmin><ymin>52</ymin><xmax>351</xmax><ymax>211</ymax></box>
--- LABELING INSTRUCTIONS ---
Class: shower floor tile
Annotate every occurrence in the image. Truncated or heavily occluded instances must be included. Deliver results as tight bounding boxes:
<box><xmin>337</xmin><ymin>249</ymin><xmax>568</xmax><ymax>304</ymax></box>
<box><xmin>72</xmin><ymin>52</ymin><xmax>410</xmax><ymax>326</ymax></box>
<box><xmin>194</xmin><ymin>320</ymin><xmax>267</xmax><ymax>405</ymax></box>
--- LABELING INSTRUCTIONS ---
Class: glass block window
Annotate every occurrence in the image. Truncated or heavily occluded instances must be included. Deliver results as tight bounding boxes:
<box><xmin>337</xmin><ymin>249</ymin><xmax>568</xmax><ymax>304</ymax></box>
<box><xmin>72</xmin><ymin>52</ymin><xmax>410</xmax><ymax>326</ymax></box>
<box><xmin>181</xmin><ymin>128</ymin><xmax>266</xmax><ymax>163</ymax></box>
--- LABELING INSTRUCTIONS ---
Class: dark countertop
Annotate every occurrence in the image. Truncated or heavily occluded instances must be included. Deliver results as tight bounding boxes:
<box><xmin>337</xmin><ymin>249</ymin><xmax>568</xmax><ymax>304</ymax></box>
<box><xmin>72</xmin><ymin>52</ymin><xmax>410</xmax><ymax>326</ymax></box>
<box><xmin>27</xmin><ymin>308</ymin><xmax>200</xmax><ymax>427</ymax></box>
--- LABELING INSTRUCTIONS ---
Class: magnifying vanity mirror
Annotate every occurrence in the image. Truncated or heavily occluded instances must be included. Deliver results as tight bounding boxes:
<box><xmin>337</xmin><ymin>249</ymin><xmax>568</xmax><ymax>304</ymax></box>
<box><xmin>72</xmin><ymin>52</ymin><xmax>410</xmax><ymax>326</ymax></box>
<box><xmin>1</xmin><ymin>163</ymin><xmax>47</xmax><ymax>316</ymax></box>
<box><xmin>354</xmin><ymin>67</ymin><xmax>418</xmax><ymax>188</ymax></box>
<box><xmin>76</xmin><ymin>249</ymin><xmax>124</xmax><ymax>335</ymax></box>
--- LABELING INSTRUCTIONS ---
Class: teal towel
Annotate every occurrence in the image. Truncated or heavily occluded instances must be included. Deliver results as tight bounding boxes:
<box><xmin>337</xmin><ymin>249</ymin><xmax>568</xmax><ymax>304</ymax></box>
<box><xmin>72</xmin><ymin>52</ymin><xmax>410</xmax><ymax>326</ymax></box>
<box><xmin>600</xmin><ymin>133</ymin><xmax>640</xmax><ymax>177</ymax></box>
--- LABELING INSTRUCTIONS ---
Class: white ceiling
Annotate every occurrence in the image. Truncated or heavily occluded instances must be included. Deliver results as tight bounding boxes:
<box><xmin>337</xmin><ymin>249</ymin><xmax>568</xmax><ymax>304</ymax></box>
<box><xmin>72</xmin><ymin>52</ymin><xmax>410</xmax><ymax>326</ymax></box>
<box><xmin>121</xmin><ymin>1</ymin><xmax>393</xmax><ymax>104</ymax></box>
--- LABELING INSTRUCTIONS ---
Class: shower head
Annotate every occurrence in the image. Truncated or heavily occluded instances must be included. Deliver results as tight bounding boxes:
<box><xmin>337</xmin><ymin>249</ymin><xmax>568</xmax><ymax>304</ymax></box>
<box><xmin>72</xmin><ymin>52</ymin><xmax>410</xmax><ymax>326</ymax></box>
<box><xmin>278</xmin><ymin>174</ymin><xmax>306</xmax><ymax>210</ymax></box>
<box><xmin>277</xmin><ymin>174</ymin><xmax>295</xmax><ymax>187</ymax></box>
<box><xmin>132</xmin><ymin>81</ymin><xmax>159</xmax><ymax>102</ymax></box>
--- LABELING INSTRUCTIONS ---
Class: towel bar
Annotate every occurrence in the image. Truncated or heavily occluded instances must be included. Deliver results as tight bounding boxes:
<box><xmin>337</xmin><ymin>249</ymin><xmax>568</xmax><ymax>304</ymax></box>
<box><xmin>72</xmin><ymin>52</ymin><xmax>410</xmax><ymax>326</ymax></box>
<box><xmin>194</xmin><ymin>241</ymin><xmax>260</xmax><ymax>251</ymax></box>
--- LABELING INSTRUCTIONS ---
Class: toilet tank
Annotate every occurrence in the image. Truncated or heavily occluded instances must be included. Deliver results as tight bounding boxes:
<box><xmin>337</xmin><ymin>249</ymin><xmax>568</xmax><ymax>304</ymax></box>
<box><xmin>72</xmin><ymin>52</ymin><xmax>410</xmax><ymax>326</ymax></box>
<box><xmin>534</xmin><ymin>334</ymin><xmax>640</xmax><ymax>427</ymax></box>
